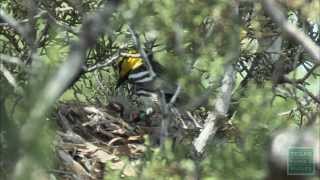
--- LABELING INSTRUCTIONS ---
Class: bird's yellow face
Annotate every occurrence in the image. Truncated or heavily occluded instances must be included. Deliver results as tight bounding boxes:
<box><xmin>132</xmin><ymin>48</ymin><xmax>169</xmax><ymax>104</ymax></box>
<box><xmin>119</xmin><ymin>56</ymin><xmax>143</xmax><ymax>79</ymax></box>
<box><xmin>117</xmin><ymin>52</ymin><xmax>144</xmax><ymax>87</ymax></box>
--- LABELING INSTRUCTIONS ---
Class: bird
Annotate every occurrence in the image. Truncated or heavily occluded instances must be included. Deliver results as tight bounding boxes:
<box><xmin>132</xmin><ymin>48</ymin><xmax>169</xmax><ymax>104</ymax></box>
<box><xmin>116</xmin><ymin>49</ymin><xmax>202</xmax><ymax>129</ymax></box>
<box><xmin>116</xmin><ymin>49</ymin><xmax>181</xmax><ymax>106</ymax></box>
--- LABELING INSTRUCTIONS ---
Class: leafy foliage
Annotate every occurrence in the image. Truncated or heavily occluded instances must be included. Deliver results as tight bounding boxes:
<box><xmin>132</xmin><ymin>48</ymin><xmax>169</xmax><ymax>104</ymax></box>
<box><xmin>0</xmin><ymin>0</ymin><xmax>319</xmax><ymax>179</ymax></box>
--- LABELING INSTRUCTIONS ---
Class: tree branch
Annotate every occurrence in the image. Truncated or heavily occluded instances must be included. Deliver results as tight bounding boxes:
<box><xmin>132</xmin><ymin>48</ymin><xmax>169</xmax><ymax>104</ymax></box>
<box><xmin>192</xmin><ymin>0</ymin><xmax>239</xmax><ymax>154</ymax></box>
<box><xmin>193</xmin><ymin>64</ymin><xmax>236</xmax><ymax>154</ymax></box>
<box><xmin>262</xmin><ymin>0</ymin><xmax>320</xmax><ymax>64</ymax></box>
<box><xmin>86</xmin><ymin>51</ymin><xmax>120</xmax><ymax>72</ymax></box>
<box><xmin>128</xmin><ymin>25</ymin><xmax>156</xmax><ymax>79</ymax></box>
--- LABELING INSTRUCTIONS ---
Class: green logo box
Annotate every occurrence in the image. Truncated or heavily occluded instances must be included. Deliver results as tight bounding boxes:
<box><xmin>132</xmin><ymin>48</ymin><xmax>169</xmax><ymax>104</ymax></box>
<box><xmin>288</xmin><ymin>147</ymin><xmax>315</xmax><ymax>175</ymax></box>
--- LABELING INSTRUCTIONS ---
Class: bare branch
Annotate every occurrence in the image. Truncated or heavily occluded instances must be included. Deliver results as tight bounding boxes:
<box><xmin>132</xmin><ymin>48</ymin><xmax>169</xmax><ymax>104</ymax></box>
<box><xmin>168</xmin><ymin>85</ymin><xmax>182</xmax><ymax>106</ymax></box>
<box><xmin>128</xmin><ymin>25</ymin><xmax>156</xmax><ymax>79</ymax></box>
<box><xmin>295</xmin><ymin>65</ymin><xmax>319</xmax><ymax>83</ymax></box>
<box><xmin>193</xmin><ymin>64</ymin><xmax>236</xmax><ymax>154</ymax></box>
<box><xmin>295</xmin><ymin>84</ymin><xmax>320</xmax><ymax>104</ymax></box>
<box><xmin>86</xmin><ymin>51</ymin><xmax>120</xmax><ymax>72</ymax></box>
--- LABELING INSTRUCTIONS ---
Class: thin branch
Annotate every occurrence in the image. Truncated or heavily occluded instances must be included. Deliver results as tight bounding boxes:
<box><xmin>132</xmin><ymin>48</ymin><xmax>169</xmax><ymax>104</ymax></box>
<box><xmin>168</xmin><ymin>85</ymin><xmax>182</xmax><ymax>106</ymax></box>
<box><xmin>86</xmin><ymin>51</ymin><xmax>120</xmax><ymax>72</ymax></box>
<box><xmin>281</xmin><ymin>75</ymin><xmax>320</xmax><ymax>104</ymax></box>
<box><xmin>87</xmin><ymin>51</ymin><xmax>161</xmax><ymax>72</ymax></box>
<box><xmin>262</xmin><ymin>0</ymin><xmax>320</xmax><ymax>64</ymax></box>
<box><xmin>128</xmin><ymin>25</ymin><xmax>156</xmax><ymax>79</ymax></box>
<box><xmin>295</xmin><ymin>65</ymin><xmax>319</xmax><ymax>83</ymax></box>
<box><xmin>120</xmin><ymin>52</ymin><xmax>141</xmax><ymax>58</ymax></box>
<box><xmin>295</xmin><ymin>84</ymin><xmax>320</xmax><ymax>104</ymax></box>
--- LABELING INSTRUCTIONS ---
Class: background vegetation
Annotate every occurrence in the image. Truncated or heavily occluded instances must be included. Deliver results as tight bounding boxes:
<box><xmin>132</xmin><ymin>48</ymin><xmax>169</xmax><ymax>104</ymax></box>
<box><xmin>0</xmin><ymin>0</ymin><xmax>319</xmax><ymax>179</ymax></box>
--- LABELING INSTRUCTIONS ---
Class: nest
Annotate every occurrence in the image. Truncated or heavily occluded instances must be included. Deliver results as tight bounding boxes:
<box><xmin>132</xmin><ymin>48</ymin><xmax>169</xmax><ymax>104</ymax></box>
<box><xmin>54</xmin><ymin>102</ymin><xmax>151</xmax><ymax>179</ymax></box>
<box><xmin>53</xmin><ymin>101</ymin><xmax>205</xmax><ymax>179</ymax></box>
<box><xmin>52</xmin><ymin>101</ymin><xmax>236</xmax><ymax>179</ymax></box>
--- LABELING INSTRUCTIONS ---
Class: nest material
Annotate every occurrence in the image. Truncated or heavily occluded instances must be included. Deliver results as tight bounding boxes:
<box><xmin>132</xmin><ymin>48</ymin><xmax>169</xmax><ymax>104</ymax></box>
<box><xmin>54</xmin><ymin>103</ymin><xmax>149</xmax><ymax>179</ymax></box>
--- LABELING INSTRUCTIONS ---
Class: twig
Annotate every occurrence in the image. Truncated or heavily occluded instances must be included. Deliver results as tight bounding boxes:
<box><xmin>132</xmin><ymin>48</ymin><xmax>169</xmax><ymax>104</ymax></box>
<box><xmin>86</xmin><ymin>50</ymin><xmax>160</xmax><ymax>72</ymax></box>
<box><xmin>280</xmin><ymin>75</ymin><xmax>320</xmax><ymax>104</ymax></box>
<box><xmin>168</xmin><ymin>85</ymin><xmax>192</xmax><ymax>129</ymax></box>
<box><xmin>295</xmin><ymin>84</ymin><xmax>320</xmax><ymax>104</ymax></box>
<box><xmin>120</xmin><ymin>52</ymin><xmax>141</xmax><ymax>58</ymax></box>
<box><xmin>127</xmin><ymin>25</ymin><xmax>156</xmax><ymax>79</ymax></box>
<box><xmin>295</xmin><ymin>65</ymin><xmax>319</xmax><ymax>83</ymax></box>
<box><xmin>170</xmin><ymin>107</ymin><xmax>188</xmax><ymax>129</ymax></box>
<box><xmin>86</xmin><ymin>51</ymin><xmax>120</xmax><ymax>72</ymax></box>
<box><xmin>186</xmin><ymin>111</ymin><xmax>203</xmax><ymax>129</ymax></box>
<box><xmin>169</xmin><ymin>85</ymin><xmax>181</xmax><ymax>105</ymax></box>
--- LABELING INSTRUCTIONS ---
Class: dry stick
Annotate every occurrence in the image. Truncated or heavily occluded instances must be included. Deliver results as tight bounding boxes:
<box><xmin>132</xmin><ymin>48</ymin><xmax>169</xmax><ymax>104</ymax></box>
<box><xmin>262</xmin><ymin>0</ymin><xmax>320</xmax><ymax>64</ymax></box>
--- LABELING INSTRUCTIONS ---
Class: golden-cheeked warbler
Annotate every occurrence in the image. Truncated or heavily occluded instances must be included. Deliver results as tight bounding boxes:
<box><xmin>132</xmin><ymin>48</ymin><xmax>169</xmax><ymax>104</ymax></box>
<box><xmin>116</xmin><ymin>50</ymin><xmax>202</xmax><ymax>129</ymax></box>
<box><xmin>116</xmin><ymin>50</ymin><xmax>177</xmax><ymax>104</ymax></box>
